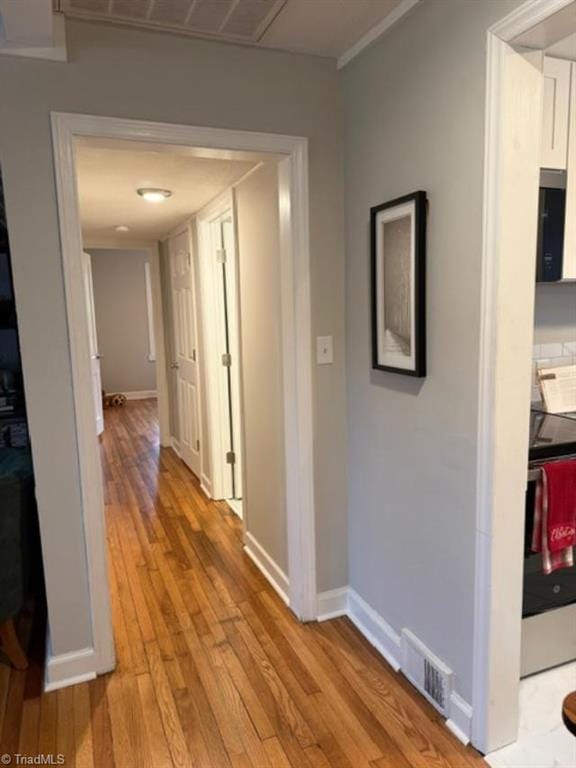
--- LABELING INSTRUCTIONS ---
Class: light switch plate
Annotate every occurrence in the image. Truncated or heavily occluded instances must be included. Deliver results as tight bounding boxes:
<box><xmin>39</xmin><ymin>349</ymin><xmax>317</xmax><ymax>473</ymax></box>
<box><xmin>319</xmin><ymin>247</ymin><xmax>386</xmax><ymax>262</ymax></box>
<box><xmin>316</xmin><ymin>335</ymin><xmax>333</xmax><ymax>365</ymax></box>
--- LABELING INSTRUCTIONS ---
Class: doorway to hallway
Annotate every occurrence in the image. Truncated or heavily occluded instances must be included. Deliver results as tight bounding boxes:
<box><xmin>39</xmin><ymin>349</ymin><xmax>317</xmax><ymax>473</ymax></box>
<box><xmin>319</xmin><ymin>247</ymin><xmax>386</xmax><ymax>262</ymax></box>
<box><xmin>49</xmin><ymin>113</ymin><xmax>318</xmax><ymax>690</ymax></box>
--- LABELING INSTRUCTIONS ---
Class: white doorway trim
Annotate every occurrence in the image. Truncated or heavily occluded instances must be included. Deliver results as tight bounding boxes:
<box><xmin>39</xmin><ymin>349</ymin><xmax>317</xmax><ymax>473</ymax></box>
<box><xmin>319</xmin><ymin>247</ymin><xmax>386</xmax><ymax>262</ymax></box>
<box><xmin>474</xmin><ymin>0</ymin><xmax>575</xmax><ymax>754</ymax></box>
<box><xmin>51</xmin><ymin>113</ymin><xmax>317</xmax><ymax>678</ymax></box>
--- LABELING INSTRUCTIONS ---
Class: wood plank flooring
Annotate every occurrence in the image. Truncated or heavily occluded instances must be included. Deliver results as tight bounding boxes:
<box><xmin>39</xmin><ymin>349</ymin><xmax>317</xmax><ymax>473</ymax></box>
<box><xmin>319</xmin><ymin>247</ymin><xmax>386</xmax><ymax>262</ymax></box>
<box><xmin>0</xmin><ymin>400</ymin><xmax>487</xmax><ymax>767</ymax></box>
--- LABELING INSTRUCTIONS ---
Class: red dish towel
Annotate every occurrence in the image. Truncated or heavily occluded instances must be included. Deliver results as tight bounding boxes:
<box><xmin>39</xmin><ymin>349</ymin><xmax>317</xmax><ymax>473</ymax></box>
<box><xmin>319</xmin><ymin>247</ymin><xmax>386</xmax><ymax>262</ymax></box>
<box><xmin>532</xmin><ymin>461</ymin><xmax>576</xmax><ymax>574</ymax></box>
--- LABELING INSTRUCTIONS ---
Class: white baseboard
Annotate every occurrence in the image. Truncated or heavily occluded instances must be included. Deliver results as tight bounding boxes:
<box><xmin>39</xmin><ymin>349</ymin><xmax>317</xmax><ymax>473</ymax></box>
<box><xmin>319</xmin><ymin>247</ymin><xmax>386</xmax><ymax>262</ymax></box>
<box><xmin>227</xmin><ymin>498</ymin><xmax>243</xmax><ymax>520</ymax></box>
<box><xmin>447</xmin><ymin>692</ymin><xmax>473</xmax><ymax>745</ymax></box>
<box><xmin>244</xmin><ymin>531</ymin><xmax>289</xmax><ymax>606</ymax></box>
<box><xmin>44</xmin><ymin>646</ymin><xmax>97</xmax><ymax>692</ymax></box>
<box><xmin>317</xmin><ymin>587</ymin><xmax>349</xmax><ymax>621</ymax></box>
<box><xmin>348</xmin><ymin>588</ymin><xmax>402</xmax><ymax>672</ymax></box>
<box><xmin>124</xmin><ymin>390</ymin><xmax>157</xmax><ymax>400</ymax></box>
<box><xmin>201</xmin><ymin>473</ymin><xmax>212</xmax><ymax>499</ymax></box>
<box><xmin>317</xmin><ymin>586</ymin><xmax>473</xmax><ymax>744</ymax></box>
<box><xmin>171</xmin><ymin>436</ymin><xmax>181</xmax><ymax>457</ymax></box>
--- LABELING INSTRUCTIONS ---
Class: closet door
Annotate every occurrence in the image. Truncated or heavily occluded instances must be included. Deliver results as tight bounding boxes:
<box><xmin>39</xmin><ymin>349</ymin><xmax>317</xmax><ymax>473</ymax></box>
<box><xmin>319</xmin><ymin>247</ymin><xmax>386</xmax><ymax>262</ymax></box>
<box><xmin>169</xmin><ymin>228</ymin><xmax>201</xmax><ymax>477</ymax></box>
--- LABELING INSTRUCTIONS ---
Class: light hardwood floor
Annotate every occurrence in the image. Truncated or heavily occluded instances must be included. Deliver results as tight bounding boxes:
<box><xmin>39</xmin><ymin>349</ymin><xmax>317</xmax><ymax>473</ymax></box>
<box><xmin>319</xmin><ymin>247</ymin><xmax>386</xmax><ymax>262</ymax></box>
<box><xmin>0</xmin><ymin>400</ymin><xmax>487</xmax><ymax>767</ymax></box>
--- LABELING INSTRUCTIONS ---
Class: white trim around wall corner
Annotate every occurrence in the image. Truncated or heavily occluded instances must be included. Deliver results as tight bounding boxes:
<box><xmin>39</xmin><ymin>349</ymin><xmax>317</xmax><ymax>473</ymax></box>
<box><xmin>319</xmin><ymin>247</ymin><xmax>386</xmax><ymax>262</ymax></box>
<box><xmin>473</xmin><ymin>0</ymin><xmax>570</xmax><ymax>754</ymax></box>
<box><xmin>123</xmin><ymin>390</ymin><xmax>157</xmax><ymax>400</ymax></box>
<box><xmin>244</xmin><ymin>532</ymin><xmax>290</xmax><ymax>606</ymax></box>
<box><xmin>44</xmin><ymin>645</ymin><xmax>97</xmax><ymax>693</ymax></box>
<box><xmin>337</xmin><ymin>0</ymin><xmax>422</xmax><ymax>69</ymax></box>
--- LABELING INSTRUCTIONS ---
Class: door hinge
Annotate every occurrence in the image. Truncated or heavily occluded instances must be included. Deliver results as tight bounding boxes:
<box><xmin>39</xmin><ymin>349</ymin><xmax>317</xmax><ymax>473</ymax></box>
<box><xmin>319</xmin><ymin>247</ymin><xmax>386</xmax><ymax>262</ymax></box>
<box><xmin>216</xmin><ymin>248</ymin><xmax>227</xmax><ymax>264</ymax></box>
<box><xmin>222</xmin><ymin>353</ymin><xmax>232</xmax><ymax>367</ymax></box>
<box><xmin>192</xmin><ymin>349</ymin><xmax>197</xmax><ymax>362</ymax></box>
<box><xmin>226</xmin><ymin>451</ymin><xmax>236</xmax><ymax>465</ymax></box>
<box><xmin>196</xmin><ymin>439</ymin><xmax>200</xmax><ymax>452</ymax></box>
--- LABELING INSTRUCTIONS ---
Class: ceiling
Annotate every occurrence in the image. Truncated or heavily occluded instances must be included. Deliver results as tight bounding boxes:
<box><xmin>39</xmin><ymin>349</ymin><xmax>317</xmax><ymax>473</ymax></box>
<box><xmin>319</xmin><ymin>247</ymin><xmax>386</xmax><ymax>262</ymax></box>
<box><xmin>547</xmin><ymin>31</ymin><xmax>576</xmax><ymax>59</ymax></box>
<box><xmin>513</xmin><ymin>0</ymin><xmax>576</xmax><ymax>51</ymax></box>
<box><xmin>74</xmin><ymin>138</ymin><xmax>258</xmax><ymax>243</ymax></box>
<box><xmin>54</xmin><ymin>0</ymin><xmax>404</xmax><ymax>58</ymax></box>
<box><xmin>0</xmin><ymin>0</ymin><xmax>53</xmax><ymax>47</ymax></box>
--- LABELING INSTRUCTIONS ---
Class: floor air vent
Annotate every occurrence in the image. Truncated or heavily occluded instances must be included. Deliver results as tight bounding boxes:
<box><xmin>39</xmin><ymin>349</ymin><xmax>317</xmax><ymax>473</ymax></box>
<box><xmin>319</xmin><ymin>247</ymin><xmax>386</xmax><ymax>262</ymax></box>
<box><xmin>401</xmin><ymin>629</ymin><xmax>453</xmax><ymax>715</ymax></box>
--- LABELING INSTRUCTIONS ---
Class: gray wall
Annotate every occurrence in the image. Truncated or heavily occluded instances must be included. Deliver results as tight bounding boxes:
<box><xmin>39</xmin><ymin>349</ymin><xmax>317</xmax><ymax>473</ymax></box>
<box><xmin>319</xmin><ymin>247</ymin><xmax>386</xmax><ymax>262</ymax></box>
<box><xmin>235</xmin><ymin>163</ymin><xmax>287</xmax><ymax>572</ymax></box>
<box><xmin>89</xmin><ymin>248</ymin><xmax>156</xmax><ymax>394</ymax></box>
<box><xmin>343</xmin><ymin>0</ymin><xmax>522</xmax><ymax>705</ymax></box>
<box><xmin>0</xmin><ymin>18</ymin><xmax>347</xmax><ymax>656</ymax></box>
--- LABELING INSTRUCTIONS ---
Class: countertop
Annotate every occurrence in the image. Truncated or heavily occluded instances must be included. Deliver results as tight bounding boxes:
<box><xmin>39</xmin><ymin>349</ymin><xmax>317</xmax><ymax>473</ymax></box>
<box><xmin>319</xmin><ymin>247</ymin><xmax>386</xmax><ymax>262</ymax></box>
<box><xmin>529</xmin><ymin>408</ymin><xmax>576</xmax><ymax>462</ymax></box>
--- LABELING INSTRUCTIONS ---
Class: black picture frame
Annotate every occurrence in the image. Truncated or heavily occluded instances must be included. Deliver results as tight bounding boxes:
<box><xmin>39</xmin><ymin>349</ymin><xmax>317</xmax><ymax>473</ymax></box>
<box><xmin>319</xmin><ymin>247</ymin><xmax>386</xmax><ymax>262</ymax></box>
<box><xmin>370</xmin><ymin>190</ymin><xmax>427</xmax><ymax>377</ymax></box>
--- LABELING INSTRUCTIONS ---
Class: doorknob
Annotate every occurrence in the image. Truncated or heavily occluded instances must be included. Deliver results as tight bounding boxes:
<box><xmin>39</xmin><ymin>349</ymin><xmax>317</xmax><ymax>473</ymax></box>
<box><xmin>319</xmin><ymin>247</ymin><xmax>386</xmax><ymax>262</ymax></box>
<box><xmin>170</xmin><ymin>362</ymin><xmax>180</xmax><ymax>369</ymax></box>
<box><xmin>95</xmin><ymin>354</ymin><xmax>103</xmax><ymax>360</ymax></box>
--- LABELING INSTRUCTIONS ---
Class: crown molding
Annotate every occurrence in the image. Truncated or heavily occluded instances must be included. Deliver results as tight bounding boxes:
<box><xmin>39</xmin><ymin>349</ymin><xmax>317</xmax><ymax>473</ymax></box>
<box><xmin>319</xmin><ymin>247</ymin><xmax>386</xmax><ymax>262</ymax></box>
<box><xmin>337</xmin><ymin>0</ymin><xmax>422</xmax><ymax>70</ymax></box>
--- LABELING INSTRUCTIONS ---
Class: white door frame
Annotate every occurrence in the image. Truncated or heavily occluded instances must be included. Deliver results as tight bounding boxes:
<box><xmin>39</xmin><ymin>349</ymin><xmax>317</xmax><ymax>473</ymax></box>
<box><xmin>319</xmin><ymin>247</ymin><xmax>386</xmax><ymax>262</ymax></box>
<box><xmin>51</xmin><ymin>113</ymin><xmax>317</xmax><ymax>676</ymax></box>
<box><xmin>474</xmin><ymin>0</ymin><xmax>575</xmax><ymax>753</ymax></box>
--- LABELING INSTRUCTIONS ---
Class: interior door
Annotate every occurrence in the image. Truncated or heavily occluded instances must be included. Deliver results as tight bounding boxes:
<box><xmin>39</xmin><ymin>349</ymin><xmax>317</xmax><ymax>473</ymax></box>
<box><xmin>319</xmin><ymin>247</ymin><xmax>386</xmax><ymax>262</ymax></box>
<box><xmin>169</xmin><ymin>229</ymin><xmax>201</xmax><ymax>477</ymax></box>
<box><xmin>81</xmin><ymin>251</ymin><xmax>104</xmax><ymax>436</ymax></box>
<box><xmin>220</xmin><ymin>216</ymin><xmax>243</xmax><ymax>501</ymax></box>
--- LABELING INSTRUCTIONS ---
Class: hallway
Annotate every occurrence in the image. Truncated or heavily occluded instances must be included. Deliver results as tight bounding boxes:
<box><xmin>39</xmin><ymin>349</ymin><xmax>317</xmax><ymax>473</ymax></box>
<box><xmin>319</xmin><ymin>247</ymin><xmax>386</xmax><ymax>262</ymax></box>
<box><xmin>0</xmin><ymin>401</ymin><xmax>486</xmax><ymax>767</ymax></box>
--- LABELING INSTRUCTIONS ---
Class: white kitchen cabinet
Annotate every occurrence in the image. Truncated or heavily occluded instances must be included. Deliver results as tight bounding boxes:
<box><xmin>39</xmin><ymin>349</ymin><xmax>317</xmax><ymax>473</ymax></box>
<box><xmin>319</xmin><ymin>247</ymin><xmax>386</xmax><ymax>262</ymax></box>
<box><xmin>541</xmin><ymin>57</ymin><xmax>572</xmax><ymax>170</ymax></box>
<box><xmin>563</xmin><ymin>62</ymin><xmax>576</xmax><ymax>279</ymax></box>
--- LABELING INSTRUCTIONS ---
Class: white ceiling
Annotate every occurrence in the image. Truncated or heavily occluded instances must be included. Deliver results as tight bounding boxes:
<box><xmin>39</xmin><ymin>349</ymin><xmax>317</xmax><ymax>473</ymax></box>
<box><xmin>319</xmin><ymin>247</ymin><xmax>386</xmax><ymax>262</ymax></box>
<box><xmin>74</xmin><ymin>138</ymin><xmax>258</xmax><ymax>243</ymax></box>
<box><xmin>54</xmin><ymin>0</ymin><xmax>404</xmax><ymax>59</ymax></box>
<box><xmin>547</xmin><ymin>31</ymin><xmax>576</xmax><ymax>59</ymax></box>
<box><xmin>259</xmin><ymin>0</ymin><xmax>403</xmax><ymax>58</ymax></box>
<box><xmin>0</xmin><ymin>0</ymin><xmax>53</xmax><ymax>47</ymax></box>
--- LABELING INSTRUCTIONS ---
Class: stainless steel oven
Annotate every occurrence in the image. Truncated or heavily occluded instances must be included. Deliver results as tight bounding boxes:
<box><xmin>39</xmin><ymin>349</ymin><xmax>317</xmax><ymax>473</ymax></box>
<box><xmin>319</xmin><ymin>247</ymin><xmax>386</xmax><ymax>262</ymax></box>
<box><xmin>522</xmin><ymin>410</ymin><xmax>576</xmax><ymax>676</ymax></box>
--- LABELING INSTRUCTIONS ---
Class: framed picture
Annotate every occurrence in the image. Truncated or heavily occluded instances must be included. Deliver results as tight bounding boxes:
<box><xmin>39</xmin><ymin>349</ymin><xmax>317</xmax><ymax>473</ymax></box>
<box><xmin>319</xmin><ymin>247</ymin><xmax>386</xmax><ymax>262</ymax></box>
<box><xmin>370</xmin><ymin>190</ymin><xmax>427</xmax><ymax>377</ymax></box>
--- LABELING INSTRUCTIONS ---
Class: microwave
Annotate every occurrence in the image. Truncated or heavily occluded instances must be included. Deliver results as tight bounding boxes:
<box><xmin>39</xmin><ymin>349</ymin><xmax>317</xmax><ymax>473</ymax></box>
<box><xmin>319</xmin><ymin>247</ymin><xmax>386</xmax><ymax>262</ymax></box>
<box><xmin>536</xmin><ymin>170</ymin><xmax>566</xmax><ymax>283</ymax></box>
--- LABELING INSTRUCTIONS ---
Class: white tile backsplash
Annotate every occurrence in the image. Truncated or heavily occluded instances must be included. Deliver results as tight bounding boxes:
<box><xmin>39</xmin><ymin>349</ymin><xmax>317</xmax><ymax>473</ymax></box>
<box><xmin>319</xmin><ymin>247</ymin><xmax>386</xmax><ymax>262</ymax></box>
<box><xmin>540</xmin><ymin>342</ymin><xmax>564</xmax><ymax>358</ymax></box>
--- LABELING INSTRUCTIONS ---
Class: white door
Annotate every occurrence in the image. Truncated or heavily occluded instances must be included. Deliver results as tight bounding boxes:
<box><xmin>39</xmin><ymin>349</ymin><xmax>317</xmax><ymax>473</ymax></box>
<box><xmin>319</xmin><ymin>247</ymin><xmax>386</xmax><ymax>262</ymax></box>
<box><xmin>201</xmin><ymin>210</ymin><xmax>243</xmax><ymax>504</ymax></box>
<box><xmin>81</xmin><ymin>251</ymin><xmax>104</xmax><ymax>436</ymax></box>
<box><xmin>220</xmin><ymin>216</ymin><xmax>243</xmax><ymax>501</ymax></box>
<box><xmin>169</xmin><ymin>229</ymin><xmax>201</xmax><ymax>477</ymax></box>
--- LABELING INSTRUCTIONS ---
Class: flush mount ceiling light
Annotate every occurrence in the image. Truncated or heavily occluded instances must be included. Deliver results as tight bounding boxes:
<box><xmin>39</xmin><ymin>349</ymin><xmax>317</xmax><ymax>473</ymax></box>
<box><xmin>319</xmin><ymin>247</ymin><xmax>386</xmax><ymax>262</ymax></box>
<box><xmin>137</xmin><ymin>187</ymin><xmax>173</xmax><ymax>203</ymax></box>
<box><xmin>114</xmin><ymin>225</ymin><xmax>130</xmax><ymax>233</ymax></box>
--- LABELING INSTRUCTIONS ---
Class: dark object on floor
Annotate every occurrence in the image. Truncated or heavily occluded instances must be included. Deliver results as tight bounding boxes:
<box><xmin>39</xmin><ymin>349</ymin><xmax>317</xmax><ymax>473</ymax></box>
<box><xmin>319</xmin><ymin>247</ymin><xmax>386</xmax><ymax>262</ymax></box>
<box><xmin>0</xmin><ymin>447</ymin><xmax>39</xmax><ymax>669</ymax></box>
<box><xmin>563</xmin><ymin>691</ymin><xmax>576</xmax><ymax>736</ymax></box>
<box><xmin>0</xmin><ymin>616</ymin><xmax>27</xmax><ymax>669</ymax></box>
<box><xmin>103</xmin><ymin>391</ymin><xmax>127</xmax><ymax>408</ymax></box>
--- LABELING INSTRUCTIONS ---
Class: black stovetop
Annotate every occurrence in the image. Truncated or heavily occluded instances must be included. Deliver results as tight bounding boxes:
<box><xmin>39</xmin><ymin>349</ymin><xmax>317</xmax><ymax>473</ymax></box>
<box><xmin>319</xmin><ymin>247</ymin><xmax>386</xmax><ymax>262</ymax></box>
<box><xmin>530</xmin><ymin>407</ymin><xmax>576</xmax><ymax>461</ymax></box>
